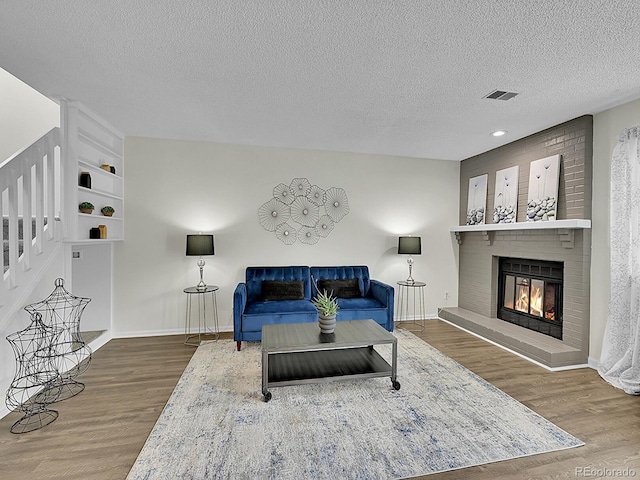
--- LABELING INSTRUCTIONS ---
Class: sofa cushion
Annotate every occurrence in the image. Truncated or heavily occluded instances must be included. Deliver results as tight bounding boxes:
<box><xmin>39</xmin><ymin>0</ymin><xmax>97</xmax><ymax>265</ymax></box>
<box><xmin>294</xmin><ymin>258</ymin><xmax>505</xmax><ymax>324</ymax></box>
<box><xmin>246</xmin><ymin>266</ymin><xmax>311</xmax><ymax>303</ymax></box>
<box><xmin>242</xmin><ymin>300</ymin><xmax>318</xmax><ymax>332</ymax></box>
<box><xmin>318</xmin><ymin>278</ymin><xmax>361</xmax><ymax>298</ymax></box>
<box><xmin>336</xmin><ymin>297</ymin><xmax>384</xmax><ymax>310</ymax></box>
<box><xmin>245</xmin><ymin>299</ymin><xmax>318</xmax><ymax>316</ymax></box>
<box><xmin>311</xmin><ymin>266</ymin><xmax>371</xmax><ymax>297</ymax></box>
<box><xmin>335</xmin><ymin>297</ymin><xmax>389</xmax><ymax>327</ymax></box>
<box><xmin>261</xmin><ymin>280</ymin><xmax>304</xmax><ymax>301</ymax></box>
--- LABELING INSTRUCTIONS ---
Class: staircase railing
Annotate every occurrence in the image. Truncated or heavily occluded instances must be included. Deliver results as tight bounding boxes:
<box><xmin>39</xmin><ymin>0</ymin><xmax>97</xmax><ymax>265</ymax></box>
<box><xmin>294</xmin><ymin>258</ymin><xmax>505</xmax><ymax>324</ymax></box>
<box><xmin>0</xmin><ymin>127</ymin><xmax>63</xmax><ymax>322</ymax></box>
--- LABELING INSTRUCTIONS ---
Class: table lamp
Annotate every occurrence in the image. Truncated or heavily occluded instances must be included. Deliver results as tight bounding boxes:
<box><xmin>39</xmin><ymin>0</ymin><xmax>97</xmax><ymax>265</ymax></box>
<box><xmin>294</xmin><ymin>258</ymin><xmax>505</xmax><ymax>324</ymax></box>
<box><xmin>398</xmin><ymin>236</ymin><xmax>421</xmax><ymax>285</ymax></box>
<box><xmin>186</xmin><ymin>233</ymin><xmax>215</xmax><ymax>290</ymax></box>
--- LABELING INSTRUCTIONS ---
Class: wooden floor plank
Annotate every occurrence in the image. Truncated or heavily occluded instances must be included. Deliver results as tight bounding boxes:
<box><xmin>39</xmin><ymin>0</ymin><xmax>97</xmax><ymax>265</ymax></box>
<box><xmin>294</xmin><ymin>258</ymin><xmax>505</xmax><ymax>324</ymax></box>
<box><xmin>1</xmin><ymin>322</ymin><xmax>639</xmax><ymax>480</ymax></box>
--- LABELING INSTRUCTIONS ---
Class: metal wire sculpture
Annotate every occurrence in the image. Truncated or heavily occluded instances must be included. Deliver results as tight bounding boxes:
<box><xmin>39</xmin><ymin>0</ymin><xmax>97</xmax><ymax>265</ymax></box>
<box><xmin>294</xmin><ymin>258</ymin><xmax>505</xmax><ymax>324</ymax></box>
<box><xmin>290</xmin><ymin>177</ymin><xmax>311</xmax><ymax>197</ymax></box>
<box><xmin>23</xmin><ymin>278</ymin><xmax>92</xmax><ymax>404</ymax></box>
<box><xmin>290</xmin><ymin>197</ymin><xmax>320</xmax><ymax>227</ymax></box>
<box><xmin>273</xmin><ymin>183</ymin><xmax>295</xmax><ymax>205</ymax></box>
<box><xmin>298</xmin><ymin>226</ymin><xmax>320</xmax><ymax>245</ymax></box>
<box><xmin>275</xmin><ymin>222</ymin><xmax>297</xmax><ymax>245</ymax></box>
<box><xmin>5</xmin><ymin>313</ymin><xmax>63</xmax><ymax>433</ymax></box>
<box><xmin>315</xmin><ymin>215</ymin><xmax>335</xmax><ymax>237</ymax></box>
<box><xmin>258</xmin><ymin>198</ymin><xmax>290</xmax><ymax>232</ymax></box>
<box><xmin>324</xmin><ymin>187</ymin><xmax>350</xmax><ymax>222</ymax></box>
<box><xmin>259</xmin><ymin>178</ymin><xmax>349</xmax><ymax>245</ymax></box>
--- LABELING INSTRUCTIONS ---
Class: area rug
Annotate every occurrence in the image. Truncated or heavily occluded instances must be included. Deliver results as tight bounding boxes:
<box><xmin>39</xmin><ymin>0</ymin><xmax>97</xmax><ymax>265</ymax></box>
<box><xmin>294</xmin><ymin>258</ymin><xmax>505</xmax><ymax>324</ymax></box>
<box><xmin>127</xmin><ymin>330</ymin><xmax>583</xmax><ymax>479</ymax></box>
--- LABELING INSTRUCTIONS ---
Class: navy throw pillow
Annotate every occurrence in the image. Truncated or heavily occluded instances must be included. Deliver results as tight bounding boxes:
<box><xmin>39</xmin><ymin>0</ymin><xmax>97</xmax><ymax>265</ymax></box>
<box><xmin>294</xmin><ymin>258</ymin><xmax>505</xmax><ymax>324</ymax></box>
<box><xmin>261</xmin><ymin>280</ymin><xmax>304</xmax><ymax>301</ymax></box>
<box><xmin>318</xmin><ymin>278</ymin><xmax>361</xmax><ymax>298</ymax></box>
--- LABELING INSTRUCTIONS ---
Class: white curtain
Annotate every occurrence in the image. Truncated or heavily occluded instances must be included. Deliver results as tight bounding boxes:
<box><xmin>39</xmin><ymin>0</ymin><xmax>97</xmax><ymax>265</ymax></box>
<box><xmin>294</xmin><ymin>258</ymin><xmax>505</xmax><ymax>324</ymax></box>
<box><xmin>599</xmin><ymin>125</ymin><xmax>640</xmax><ymax>395</ymax></box>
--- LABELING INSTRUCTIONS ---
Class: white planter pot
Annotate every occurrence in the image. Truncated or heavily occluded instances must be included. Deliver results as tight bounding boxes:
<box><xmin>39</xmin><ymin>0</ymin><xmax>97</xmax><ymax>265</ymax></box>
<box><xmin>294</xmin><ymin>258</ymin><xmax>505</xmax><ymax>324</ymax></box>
<box><xmin>318</xmin><ymin>314</ymin><xmax>337</xmax><ymax>334</ymax></box>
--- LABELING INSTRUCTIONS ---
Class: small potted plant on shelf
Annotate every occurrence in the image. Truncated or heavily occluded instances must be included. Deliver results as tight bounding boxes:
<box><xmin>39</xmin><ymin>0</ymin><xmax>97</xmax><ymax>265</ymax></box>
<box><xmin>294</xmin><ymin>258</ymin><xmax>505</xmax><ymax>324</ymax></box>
<box><xmin>79</xmin><ymin>202</ymin><xmax>94</xmax><ymax>214</ymax></box>
<box><xmin>101</xmin><ymin>205</ymin><xmax>115</xmax><ymax>217</ymax></box>
<box><xmin>312</xmin><ymin>282</ymin><xmax>339</xmax><ymax>334</ymax></box>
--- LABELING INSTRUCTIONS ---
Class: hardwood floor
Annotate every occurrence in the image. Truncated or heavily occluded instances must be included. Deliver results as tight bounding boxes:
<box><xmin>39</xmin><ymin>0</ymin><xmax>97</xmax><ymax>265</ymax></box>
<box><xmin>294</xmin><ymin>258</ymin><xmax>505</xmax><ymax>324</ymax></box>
<box><xmin>1</xmin><ymin>321</ymin><xmax>638</xmax><ymax>480</ymax></box>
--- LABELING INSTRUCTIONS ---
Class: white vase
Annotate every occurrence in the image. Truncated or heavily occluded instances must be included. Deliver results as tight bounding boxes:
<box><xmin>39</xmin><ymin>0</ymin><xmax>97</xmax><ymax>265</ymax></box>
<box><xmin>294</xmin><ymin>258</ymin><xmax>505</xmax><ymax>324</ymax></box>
<box><xmin>318</xmin><ymin>314</ymin><xmax>337</xmax><ymax>334</ymax></box>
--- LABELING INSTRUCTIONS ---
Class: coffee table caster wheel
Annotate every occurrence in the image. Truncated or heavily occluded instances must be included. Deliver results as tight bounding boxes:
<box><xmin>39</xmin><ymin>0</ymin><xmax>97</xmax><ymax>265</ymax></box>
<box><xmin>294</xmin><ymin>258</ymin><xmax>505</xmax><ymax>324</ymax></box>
<box><xmin>263</xmin><ymin>391</ymin><xmax>272</xmax><ymax>402</ymax></box>
<box><xmin>392</xmin><ymin>380</ymin><xmax>401</xmax><ymax>390</ymax></box>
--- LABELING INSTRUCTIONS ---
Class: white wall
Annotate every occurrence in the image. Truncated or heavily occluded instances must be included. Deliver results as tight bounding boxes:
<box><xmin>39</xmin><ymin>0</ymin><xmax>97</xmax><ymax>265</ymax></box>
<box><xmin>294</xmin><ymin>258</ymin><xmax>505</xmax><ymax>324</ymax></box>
<box><xmin>0</xmin><ymin>67</ymin><xmax>59</xmax><ymax>164</ymax></box>
<box><xmin>114</xmin><ymin>137</ymin><xmax>460</xmax><ymax>336</ymax></box>
<box><xmin>590</xmin><ymin>98</ymin><xmax>640</xmax><ymax>362</ymax></box>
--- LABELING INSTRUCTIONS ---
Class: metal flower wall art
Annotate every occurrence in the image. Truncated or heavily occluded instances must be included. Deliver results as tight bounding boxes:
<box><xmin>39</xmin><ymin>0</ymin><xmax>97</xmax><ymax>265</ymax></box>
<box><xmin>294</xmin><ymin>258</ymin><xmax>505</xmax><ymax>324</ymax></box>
<box><xmin>258</xmin><ymin>178</ymin><xmax>350</xmax><ymax>245</ymax></box>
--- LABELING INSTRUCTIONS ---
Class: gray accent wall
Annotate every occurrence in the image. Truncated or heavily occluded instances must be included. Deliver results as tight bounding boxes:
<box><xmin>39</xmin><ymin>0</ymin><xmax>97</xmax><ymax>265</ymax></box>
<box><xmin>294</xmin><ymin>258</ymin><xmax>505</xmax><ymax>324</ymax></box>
<box><xmin>442</xmin><ymin>116</ymin><xmax>593</xmax><ymax>368</ymax></box>
<box><xmin>459</xmin><ymin>116</ymin><xmax>593</xmax><ymax>224</ymax></box>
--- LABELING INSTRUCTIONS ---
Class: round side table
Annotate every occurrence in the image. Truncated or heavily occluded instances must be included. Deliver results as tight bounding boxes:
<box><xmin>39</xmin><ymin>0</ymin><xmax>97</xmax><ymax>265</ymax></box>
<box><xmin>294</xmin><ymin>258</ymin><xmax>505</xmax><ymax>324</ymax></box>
<box><xmin>184</xmin><ymin>285</ymin><xmax>220</xmax><ymax>346</ymax></box>
<box><xmin>395</xmin><ymin>280</ymin><xmax>426</xmax><ymax>332</ymax></box>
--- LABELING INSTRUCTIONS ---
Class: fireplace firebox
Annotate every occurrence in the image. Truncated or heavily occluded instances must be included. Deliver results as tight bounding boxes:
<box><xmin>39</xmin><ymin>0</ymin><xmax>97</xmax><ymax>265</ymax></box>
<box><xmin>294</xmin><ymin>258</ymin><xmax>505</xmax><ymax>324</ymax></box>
<box><xmin>497</xmin><ymin>257</ymin><xmax>563</xmax><ymax>339</ymax></box>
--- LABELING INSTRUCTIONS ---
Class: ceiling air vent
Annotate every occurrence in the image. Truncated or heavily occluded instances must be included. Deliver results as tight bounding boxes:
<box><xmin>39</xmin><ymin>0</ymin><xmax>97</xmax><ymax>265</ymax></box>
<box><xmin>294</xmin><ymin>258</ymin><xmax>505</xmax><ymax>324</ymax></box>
<box><xmin>484</xmin><ymin>90</ymin><xmax>519</xmax><ymax>101</ymax></box>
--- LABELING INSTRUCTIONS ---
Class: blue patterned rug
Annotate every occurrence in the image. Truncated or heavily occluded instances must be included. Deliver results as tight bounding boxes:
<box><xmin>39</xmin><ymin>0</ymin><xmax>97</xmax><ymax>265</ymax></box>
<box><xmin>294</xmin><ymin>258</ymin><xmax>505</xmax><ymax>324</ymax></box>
<box><xmin>127</xmin><ymin>330</ymin><xmax>583</xmax><ymax>479</ymax></box>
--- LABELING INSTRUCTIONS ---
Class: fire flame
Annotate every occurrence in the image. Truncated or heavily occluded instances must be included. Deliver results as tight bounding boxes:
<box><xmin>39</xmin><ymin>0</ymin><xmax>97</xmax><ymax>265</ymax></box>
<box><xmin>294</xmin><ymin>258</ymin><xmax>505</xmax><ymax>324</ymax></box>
<box><xmin>530</xmin><ymin>286</ymin><xmax>543</xmax><ymax>317</ymax></box>
<box><xmin>515</xmin><ymin>283</ymin><xmax>529</xmax><ymax>314</ymax></box>
<box><xmin>511</xmin><ymin>278</ymin><xmax>556</xmax><ymax>321</ymax></box>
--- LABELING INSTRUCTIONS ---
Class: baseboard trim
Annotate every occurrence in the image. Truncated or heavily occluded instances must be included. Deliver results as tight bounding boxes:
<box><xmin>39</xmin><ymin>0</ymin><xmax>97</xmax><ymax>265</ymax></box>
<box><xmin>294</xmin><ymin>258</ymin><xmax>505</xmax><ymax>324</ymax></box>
<box><xmin>113</xmin><ymin>325</ymin><xmax>234</xmax><ymax>339</ymax></box>
<box><xmin>395</xmin><ymin>312</ymin><xmax>439</xmax><ymax>322</ymax></box>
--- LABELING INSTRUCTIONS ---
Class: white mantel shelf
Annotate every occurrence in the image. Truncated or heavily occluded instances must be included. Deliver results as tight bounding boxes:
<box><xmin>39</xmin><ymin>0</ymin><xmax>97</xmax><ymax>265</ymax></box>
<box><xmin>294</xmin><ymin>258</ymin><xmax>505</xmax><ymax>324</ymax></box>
<box><xmin>450</xmin><ymin>219</ymin><xmax>591</xmax><ymax>233</ymax></box>
<box><xmin>450</xmin><ymin>219</ymin><xmax>591</xmax><ymax>248</ymax></box>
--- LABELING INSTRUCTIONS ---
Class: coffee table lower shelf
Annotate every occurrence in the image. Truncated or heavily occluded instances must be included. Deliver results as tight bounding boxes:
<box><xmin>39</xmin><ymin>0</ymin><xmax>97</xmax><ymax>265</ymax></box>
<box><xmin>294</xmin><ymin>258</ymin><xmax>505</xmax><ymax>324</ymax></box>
<box><xmin>263</xmin><ymin>346</ymin><xmax>400</xmax><ymax>402</ymax></box>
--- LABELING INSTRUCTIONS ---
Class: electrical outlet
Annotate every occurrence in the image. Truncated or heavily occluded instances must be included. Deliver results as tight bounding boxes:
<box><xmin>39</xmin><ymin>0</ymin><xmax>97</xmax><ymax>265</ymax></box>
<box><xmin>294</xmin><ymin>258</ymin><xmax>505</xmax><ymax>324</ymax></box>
<box><xmin>72</xmin><ymin>251</ymin><xmax>82</xmax><ymax>261</ymax></box>
<box><xmin>444</xmin><ymin>291</ymin><xmax>449</xmax><ymax>300</ymax></box>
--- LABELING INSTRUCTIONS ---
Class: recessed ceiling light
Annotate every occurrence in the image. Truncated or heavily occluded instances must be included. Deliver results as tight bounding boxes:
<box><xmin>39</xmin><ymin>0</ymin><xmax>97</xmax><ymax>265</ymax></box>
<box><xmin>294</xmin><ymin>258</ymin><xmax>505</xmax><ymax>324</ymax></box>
<box><xmin>491</xmin><ymin>130</ymin><xmax>507</xmax><ymax>137</ymax></box>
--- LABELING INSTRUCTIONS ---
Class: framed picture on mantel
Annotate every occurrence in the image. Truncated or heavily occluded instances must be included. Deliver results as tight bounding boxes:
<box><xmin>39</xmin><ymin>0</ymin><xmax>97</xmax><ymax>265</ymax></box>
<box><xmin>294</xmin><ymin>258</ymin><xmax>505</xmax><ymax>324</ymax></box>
<box><xmin>527</xmin><ymin>154</ymin><xmax>560</xmax><ymax>222</ymax></box>
<box><xmin>466</xmin><ymin>174</ymin><xmax>488</xmax><ymax>225</ymax></box>
<box><xmin>493</xmin><ymin>166</ymin><xmax>519</xmax><ymax>224</ymax></box>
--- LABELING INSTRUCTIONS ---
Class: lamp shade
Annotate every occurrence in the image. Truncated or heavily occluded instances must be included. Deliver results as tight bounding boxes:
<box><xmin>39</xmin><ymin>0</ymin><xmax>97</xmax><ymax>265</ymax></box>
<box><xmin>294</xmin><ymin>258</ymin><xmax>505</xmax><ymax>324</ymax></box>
<box><xmin>398</xmin><ymin>236</ymin><xmax>421</xmax><ymax>255</ymax></box>
<box><xmin>186</xmin><ymin>234</ymin><xmax>215</xmax><ymax>256</ymax></box>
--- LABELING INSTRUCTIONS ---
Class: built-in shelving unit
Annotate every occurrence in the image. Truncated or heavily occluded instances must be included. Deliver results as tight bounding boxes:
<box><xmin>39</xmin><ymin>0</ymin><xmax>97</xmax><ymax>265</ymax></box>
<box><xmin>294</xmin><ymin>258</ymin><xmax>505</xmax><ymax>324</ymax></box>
<box><xmin>63</xmin><ymin>100</ymin><xmax>124</xmax><ymax>242</ymax></box>
<box><xmin>58</xmin><ymin>99</ymin><xmax>124</xmax><ymax>344</ymax></box>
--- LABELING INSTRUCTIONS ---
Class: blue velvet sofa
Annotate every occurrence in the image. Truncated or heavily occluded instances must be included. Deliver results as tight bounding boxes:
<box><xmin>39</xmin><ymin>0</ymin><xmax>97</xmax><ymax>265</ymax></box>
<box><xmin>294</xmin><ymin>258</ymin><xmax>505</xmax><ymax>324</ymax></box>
<box><xmin>233</xmin><ymin>265</ymin><xmax>394</xmax><ymax>350</ymax></box>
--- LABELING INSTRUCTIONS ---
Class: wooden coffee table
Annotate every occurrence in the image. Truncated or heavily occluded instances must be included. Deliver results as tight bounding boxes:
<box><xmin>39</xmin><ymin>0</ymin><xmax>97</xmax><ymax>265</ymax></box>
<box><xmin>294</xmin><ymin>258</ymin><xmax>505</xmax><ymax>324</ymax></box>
<box><xmin>261</xmin><ymin>319</ymin><xmax>399</xmax><ymax>402</ymax></box>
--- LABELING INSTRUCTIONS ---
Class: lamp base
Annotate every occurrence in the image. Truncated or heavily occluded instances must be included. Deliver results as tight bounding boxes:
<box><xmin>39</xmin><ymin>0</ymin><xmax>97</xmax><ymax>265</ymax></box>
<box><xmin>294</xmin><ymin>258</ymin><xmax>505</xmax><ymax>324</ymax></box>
<box><xmin>406</xmin><ymin>256</ymin><xmax>415</xmax><ymax>285</ymax></box>
<box><xmin>196</xmin><ymin>258</ymin><xmax>207</xmax><ymax>290</ymax></box>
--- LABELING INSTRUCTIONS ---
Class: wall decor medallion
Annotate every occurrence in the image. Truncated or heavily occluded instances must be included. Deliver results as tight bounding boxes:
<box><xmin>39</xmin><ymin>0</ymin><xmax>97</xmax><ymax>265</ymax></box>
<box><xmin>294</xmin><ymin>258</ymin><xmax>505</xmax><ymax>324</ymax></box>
<box><xmin>526</xmin><ymin>155</ymin><xmax>560</xmax><ymax>222</ymax></box>
<box><xmin>258</xmin><ymin>178</ymin><xmax>349</xmax><ymax>245</ymax></box>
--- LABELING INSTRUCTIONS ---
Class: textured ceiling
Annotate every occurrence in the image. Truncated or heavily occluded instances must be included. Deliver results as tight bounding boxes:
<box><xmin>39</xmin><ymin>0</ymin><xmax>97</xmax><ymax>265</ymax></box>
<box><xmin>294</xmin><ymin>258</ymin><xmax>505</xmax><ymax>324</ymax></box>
<box><xmin>1</xmin><ymin>1</ymin><xmax>639</xmax><ymax>161</ymax></box>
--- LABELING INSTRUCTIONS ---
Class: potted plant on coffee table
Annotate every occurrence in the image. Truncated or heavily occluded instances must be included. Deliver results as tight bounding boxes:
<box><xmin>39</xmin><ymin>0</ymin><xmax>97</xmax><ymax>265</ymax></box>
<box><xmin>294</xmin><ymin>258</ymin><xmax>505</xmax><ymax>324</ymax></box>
<box><xmin>312</xmin><ymin>286</ymin><xmax>339</xmax><ymax>334</ymax></box>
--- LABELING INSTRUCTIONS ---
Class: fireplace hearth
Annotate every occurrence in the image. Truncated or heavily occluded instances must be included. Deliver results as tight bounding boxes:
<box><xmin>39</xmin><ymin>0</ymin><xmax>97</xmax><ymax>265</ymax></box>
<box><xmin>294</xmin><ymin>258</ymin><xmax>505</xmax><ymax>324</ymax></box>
<box><xmin>497</xmin><ymin>257</ymin><xmax>563</xmax><ymax>339</ymax></box>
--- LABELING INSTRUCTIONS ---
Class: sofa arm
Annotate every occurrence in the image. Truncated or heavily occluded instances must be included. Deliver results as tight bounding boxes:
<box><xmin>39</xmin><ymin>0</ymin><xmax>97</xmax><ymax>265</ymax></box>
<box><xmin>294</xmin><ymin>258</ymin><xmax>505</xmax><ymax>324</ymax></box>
<box><xmin>233</xmin><ymin>283</ymin><xmax>248</xmax><ymax>342</ymax></box>
<box><xmin>369</xmin><ymin>279</ymin><xmax>395</xmax><ymax>331</ymax></box>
